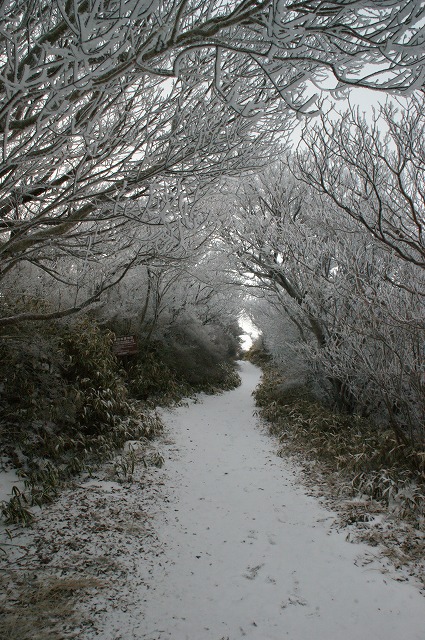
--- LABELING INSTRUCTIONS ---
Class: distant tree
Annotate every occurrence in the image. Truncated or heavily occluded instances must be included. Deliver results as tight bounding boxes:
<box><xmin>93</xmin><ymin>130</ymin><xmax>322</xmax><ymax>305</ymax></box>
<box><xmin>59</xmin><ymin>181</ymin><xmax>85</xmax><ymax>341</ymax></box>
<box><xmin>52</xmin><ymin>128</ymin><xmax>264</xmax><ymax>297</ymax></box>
<box><xmin>220</xmin><ymin>167</ymin><xmax>329</xmax><ymax>347</ymax></box>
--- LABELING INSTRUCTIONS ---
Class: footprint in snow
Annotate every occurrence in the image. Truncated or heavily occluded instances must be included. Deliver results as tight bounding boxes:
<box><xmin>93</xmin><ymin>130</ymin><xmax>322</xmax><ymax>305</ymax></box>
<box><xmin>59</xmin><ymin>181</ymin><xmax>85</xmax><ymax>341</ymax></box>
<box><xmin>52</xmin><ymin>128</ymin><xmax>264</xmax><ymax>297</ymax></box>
<box><xmin>281</xmin><ymin>595</ymin><xmax>308</xmax><ymax>608</ymax></box>
<box><xmin>281</xmin><ymin>571</ymin><xmax>308</xmax><ymax>608</ymax></box>
<box><xmin>244</xmin><ymin>563</ymin><xmax>264</xmax><ymax>580</ymax></box>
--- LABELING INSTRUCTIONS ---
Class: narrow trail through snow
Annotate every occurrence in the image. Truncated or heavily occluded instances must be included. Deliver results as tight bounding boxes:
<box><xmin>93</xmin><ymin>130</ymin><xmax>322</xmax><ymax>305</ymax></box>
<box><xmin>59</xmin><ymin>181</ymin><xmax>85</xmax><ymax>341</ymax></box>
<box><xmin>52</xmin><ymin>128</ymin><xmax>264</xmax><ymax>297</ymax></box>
<box><xmin>134</xmin><ymin>361</ymin><xmax>424</xmax><ymax>640</ymax></box>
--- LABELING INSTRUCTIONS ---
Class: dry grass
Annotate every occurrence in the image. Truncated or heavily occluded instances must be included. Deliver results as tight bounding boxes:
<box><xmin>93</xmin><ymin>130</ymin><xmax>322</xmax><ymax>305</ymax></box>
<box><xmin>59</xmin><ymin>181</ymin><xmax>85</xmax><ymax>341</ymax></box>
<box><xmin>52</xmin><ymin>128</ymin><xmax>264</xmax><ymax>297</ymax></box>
<box><xmin>0</xmin><ymin>573</ymin><xmax>103</xmax><ymax>640</ymax></box>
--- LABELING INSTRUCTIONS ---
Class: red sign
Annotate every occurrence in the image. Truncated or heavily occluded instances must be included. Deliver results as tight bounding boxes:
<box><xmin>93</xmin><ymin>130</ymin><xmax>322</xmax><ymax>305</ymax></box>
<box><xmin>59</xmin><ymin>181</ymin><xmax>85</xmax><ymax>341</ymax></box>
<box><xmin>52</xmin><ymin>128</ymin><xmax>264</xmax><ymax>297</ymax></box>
<box><xmin>113</xmin><ymin>335</ymin><xmax>138</xmax><ymax>356</ymax></box>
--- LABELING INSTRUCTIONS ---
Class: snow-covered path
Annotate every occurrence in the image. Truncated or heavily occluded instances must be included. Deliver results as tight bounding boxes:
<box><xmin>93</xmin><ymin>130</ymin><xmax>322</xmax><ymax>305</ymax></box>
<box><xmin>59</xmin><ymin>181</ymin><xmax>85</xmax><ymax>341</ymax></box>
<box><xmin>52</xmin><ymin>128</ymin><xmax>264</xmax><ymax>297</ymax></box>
<box><xmin>134</xmin><ymin>361</ymin><xmax>424</xmax><ymax>640</ymax></box>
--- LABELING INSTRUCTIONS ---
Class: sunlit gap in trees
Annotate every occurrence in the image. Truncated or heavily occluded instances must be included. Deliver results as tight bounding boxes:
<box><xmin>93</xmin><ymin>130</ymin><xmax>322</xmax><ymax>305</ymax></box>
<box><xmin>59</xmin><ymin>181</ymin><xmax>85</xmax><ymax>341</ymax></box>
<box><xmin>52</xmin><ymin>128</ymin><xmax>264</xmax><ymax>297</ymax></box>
<box><xmin>238</xmin><ymin>311</ymin><xmax>260</xmax><ymax>352</ymax></box>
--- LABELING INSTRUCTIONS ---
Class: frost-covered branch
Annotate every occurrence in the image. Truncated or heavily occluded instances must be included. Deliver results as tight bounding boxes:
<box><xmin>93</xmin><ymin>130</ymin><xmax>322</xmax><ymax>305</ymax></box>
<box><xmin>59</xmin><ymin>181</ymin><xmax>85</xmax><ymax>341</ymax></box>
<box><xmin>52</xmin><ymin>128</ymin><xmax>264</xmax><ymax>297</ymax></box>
<box><xmin>294</xmin><ymin>94</ymin><xmax>425</xmax><ymax>268</ymax></box>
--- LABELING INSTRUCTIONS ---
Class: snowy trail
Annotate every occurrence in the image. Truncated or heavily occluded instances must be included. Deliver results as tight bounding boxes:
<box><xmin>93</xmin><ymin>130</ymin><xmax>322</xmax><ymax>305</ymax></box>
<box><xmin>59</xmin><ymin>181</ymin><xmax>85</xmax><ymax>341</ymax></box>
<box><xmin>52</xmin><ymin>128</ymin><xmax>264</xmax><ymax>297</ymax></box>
<box><xmin>133</xmin><ymin>361</ymin><xmax>424</xmax><ymax>640</ymax></box>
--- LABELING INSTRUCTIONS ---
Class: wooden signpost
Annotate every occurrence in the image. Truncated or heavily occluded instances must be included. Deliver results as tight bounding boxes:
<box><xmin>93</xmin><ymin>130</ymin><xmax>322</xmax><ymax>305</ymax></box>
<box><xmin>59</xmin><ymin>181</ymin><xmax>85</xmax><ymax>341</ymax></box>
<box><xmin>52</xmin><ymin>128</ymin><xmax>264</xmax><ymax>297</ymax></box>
<box><xmin>113</xmin><ymin>335</ymin><xmax>138</xmax><ymax>357</ymax></box>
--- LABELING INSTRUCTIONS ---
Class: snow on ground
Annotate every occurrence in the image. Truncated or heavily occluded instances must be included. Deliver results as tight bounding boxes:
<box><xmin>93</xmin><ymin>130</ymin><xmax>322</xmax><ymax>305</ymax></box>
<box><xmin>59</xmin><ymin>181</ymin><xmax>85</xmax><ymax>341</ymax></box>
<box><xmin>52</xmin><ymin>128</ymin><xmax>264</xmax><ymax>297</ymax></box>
<box><xmin>0</xmin><ymin>459</ymin><xmax>23</xmax><ymax>504</ymax></box>
<box><xmin>1</xmin><ymin>361</ymin><xmax>424</xmax><ymax>639</ymax></box>
<box><xmin>113</xmin><ymin>361</ymin><xmax>424</xmax><ymax>640</ymax></box>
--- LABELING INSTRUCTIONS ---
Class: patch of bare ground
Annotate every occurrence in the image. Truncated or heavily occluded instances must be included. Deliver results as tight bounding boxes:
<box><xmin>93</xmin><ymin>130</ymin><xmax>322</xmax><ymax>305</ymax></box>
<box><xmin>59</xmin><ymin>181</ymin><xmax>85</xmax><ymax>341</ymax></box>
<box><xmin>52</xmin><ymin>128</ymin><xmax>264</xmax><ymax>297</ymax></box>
<box><xmin>0</xmin><ymin>573</ymin><xmax>102</xmax><ymax>640</ymax></box>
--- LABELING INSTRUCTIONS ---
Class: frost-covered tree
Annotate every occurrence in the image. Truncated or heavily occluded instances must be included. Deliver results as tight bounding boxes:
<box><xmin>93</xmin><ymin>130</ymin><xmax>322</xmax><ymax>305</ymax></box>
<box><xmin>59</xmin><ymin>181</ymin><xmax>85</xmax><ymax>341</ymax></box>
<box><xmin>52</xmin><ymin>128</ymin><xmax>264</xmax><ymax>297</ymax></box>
<box><xmin>220</xmin><ymin>161</ymin><xmax>424</xmax><ymax>445</ymax></box>
<box><xmin>1</xmin><ymin>0</ymin><xmax>424</xmax><ymax>324</ymax></box>
<box><xmin>97</xmin><ymin>226</ymin><xmax>245</xmax><ymax>341</ymax></box>
<box><xmin>0</xmin><ymin>173</ymin><xmax>223</xmax><ymax>324</ymax></box>
<box><xmin>220</xmin><ymin>167</ymin><xmax>329</xmax><ymax>345</ymax></box>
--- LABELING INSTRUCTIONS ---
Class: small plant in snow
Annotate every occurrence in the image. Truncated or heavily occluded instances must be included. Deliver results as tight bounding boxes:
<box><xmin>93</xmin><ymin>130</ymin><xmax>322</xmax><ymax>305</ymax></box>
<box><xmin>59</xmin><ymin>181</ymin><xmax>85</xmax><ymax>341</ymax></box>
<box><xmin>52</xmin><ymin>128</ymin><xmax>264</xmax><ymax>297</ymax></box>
<box><xmin>0</xmin><ymin>487</ymin><xmax>34</xmax><ymax>526</ymax></box>
<box><xmin>113</xmin><ymin>450</ymin><xmax>138</xmax><ymax>483</ymax></box>
<box><xmin>147</xmin><ymin>451</ymin><xmax>165</xmax><ymax>468</ymax></box>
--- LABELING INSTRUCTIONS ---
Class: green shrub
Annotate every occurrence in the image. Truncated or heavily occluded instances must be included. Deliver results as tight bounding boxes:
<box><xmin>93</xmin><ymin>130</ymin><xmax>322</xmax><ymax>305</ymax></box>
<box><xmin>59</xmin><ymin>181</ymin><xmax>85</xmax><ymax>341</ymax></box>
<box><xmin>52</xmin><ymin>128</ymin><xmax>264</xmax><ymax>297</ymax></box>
<box><xmin>0</xmin><ymin>316</ymin><xmax>164</xmax><ymax>524</ymax></box>
<box><xmin>61</xmin><ymin>318</ymin><xmax>132</xmax><ymax>432</ymax></box>
<box><xmin>126</xmin><ymin>327</ymin><xmax>241</xmax><ymax>404</ymax></box>
<box><xmin>127</xmin><ymin>342</ymin><xmax>190</xmax><ymax>404</ymax></box>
